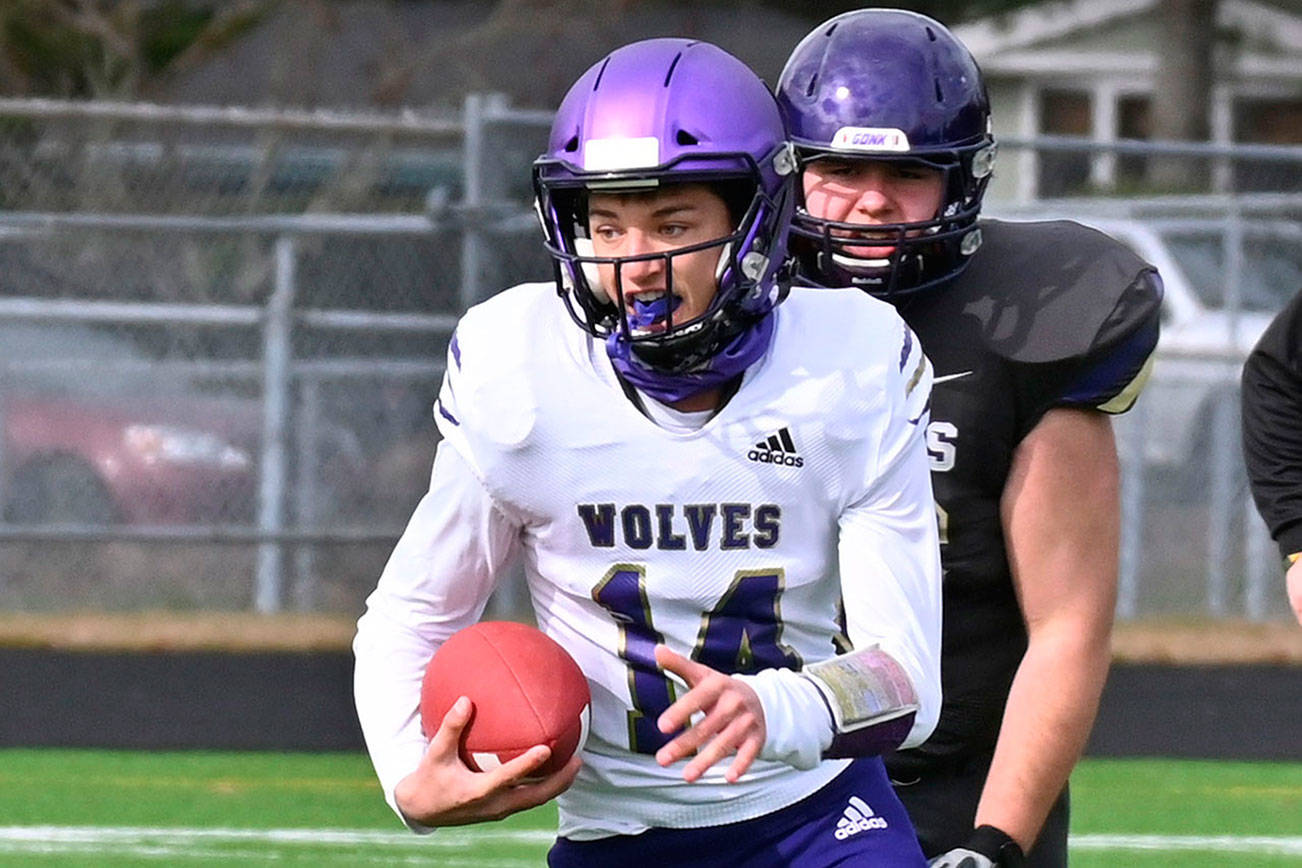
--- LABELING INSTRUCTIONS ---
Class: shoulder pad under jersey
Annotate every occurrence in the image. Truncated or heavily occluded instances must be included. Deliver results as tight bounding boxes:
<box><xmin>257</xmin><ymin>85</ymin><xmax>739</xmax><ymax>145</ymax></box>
<box><xmin>776</xmin><ymin>287</ymin><xmax>931</xmax><ymax>448</ymax></box>
<box><xmin>435</xmin><ymin>283</ymin><xmax>558</xmax><ymax>459</ymax></box>
<box><xmin>951</xmin><ymin>219</ymin><xmax>1163</xmax><ymax>364</ymax></box>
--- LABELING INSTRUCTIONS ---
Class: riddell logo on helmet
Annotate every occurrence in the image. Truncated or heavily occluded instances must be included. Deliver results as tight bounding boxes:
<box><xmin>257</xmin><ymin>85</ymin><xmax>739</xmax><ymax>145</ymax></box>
<box><xmin>831</xmin><ymin>126</ymin><xmax>911</xmax><ymax>153</ymax></box>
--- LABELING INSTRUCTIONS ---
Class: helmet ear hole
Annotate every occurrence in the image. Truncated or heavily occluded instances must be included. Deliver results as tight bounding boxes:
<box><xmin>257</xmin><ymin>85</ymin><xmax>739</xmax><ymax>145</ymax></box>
<box><xmin>676</xmin><ymin>129</ymin><xmax>699</xmax><ymax>146</ymax></box>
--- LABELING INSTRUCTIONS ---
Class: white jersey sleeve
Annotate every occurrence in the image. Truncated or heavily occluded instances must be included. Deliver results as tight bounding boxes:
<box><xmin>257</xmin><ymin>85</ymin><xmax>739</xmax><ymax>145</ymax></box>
<box><xmin>836</xmin><ymin>318</ymin><xmax>942</xmax><ymax>748</ymax></box>
<box><xmin>352</xmin><ymin>408</ymin><xmax>522</xmax><ymax>825</ymax></box>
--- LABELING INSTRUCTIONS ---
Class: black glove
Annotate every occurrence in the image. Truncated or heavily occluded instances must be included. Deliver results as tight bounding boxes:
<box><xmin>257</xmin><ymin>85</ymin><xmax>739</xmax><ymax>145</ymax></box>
<box><xmin>927</xmin><ymin>825</ymin><xmax>1025</xmax><ymax>868</ymax></box>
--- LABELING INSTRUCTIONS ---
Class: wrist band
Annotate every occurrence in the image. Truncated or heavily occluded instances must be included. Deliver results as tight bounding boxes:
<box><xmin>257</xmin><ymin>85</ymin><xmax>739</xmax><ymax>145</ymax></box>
<box><xmin>800</xmin><ymin>644</ymin><xmax>918</xmax><ymax>732</ymax></box>
<box><xmin>968</xmin><ymin>824</ymin><xmax>1025</xmax><ymax>867</ymax></box>
<box><xmin>800</xmin><ymin>645</ymin><xmax>919</xmax><ymax>757</ymax></box>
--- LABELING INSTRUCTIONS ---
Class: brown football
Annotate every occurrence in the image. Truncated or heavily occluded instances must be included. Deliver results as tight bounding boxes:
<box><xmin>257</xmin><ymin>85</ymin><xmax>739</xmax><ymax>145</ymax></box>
<box><xmin>420</xmin><ymin>621</ymin><xmax>591</xmax><ymax>776</ymax></box>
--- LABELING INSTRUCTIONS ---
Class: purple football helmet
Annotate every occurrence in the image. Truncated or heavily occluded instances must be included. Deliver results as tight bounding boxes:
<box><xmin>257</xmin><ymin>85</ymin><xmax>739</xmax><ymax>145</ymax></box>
<box><xmin>776</xmin><ymin>10</ymin><xmax>996</xmax><ymax>299</ymax></box>
<box><xmin>533</xmin><ymin>39</ymin><xmax>795</xmax><ymax>403</ymax></box>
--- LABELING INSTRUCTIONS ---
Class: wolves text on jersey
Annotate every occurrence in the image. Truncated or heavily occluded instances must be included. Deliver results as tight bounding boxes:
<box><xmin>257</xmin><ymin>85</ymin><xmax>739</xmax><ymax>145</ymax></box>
<box><xmin>577</xmin><ymin>502</ymin><xmax>782</xmax><ymax>551</ymax></box>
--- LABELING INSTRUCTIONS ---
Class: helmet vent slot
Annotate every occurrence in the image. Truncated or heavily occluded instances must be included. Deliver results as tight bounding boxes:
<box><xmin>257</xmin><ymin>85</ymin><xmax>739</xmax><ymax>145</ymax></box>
<box><xmin>805</xmin><ymin>73</ymin><xmax>819</xmax><ymax>97</ymax></box>
<box><xmin>664</xmin><ymin>51</ymin><xmax>684</xmax><ymax>86</ymax></box>
<box><xmin>934</xmin><ymin>79</ymin><xmax>944</xmax><ymax>103</ymax></box>
<box><xmin>593</xmin><ymin>57</ymin><xmax>611</xmax><ymax>91</ymax></box>
<box><xmin>676</xmin><ymin>129</ymin><xmax>699</xmax><ymax>146</ymax></box>
<box><xmin>925</xmin><ymin>26</ymin><xmax>937</xmax><ymax>41</ymax></box>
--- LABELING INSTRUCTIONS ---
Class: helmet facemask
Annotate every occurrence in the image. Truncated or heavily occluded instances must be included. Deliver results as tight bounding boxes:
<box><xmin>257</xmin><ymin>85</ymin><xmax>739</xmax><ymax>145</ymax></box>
<box><xmin>531</xmin><ymin>39</ymin><xmax>796</xmax><ymax>404</ymax></box>
<box><xmin>535</xmin><ymin>167</ymin><xmax>790</xmax><ymax>376</ymax></box>
<box><xmin>790</xmin><ymin>146</ymin><xmax>994</xmax><ymax>298</ymax></box>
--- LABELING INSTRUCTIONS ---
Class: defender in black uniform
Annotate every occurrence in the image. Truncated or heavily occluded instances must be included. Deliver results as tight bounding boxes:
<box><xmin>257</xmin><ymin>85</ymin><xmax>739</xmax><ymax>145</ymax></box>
<box><xmin>1241</xmin><ymin>288</ymin><xmax>1302</xmax><ymax>625</ymax></box>
<box><xmin>777</xmin><ymin>11</ymin><xmax>1162</xmax><ymax>867</ymax></box>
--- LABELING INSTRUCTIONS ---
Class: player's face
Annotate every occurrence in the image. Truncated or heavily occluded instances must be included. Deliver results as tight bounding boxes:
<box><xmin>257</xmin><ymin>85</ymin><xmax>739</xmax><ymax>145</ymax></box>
<box><xmin>586</xmin><ymin>184</ymin><xmax>735</xmax><ymax>335</ymax></box>
<box><xmin>801</xmin><ymin>158</ymin><xmax>945</xmax><ymax>260</ymax></box>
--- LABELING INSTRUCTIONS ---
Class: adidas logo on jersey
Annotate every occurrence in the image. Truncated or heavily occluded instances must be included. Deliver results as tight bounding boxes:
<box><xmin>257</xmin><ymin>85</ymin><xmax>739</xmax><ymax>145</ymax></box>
<box><xmin>748</xmin><ymin>427</ymin><xmax>803</xmax><ymax>467</ymax></box>
<box><xmin>834</xmin><ymin>796</ymin><xmax>888</xmax><ymax>840</ymax></box>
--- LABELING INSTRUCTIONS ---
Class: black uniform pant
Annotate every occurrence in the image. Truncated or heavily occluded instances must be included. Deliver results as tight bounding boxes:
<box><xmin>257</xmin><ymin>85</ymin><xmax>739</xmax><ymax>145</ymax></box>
<box><xmin>889</xmin><ymin>750</ymin><xmax>1070</xmax><ymax>867</ymax></box>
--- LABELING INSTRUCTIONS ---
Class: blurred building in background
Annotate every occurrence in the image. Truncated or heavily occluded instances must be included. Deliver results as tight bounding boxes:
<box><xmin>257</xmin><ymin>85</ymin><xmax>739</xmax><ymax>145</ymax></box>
<box><xmin>0</xmin><ymin>0</ymin><xmax>1297</xmax><ymax>623</ymax></box>
<box><xmin>954</xmin><ymin>0</ymin><xmax>1302</xmax><ymax>201</ymax></box>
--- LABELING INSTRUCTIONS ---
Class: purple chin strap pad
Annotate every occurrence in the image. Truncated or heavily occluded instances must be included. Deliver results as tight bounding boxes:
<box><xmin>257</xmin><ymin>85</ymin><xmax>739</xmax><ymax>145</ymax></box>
<box><xmin>825</xmin><ymin>711</ymin><xmax>916</xmax><ymax>759</ymax></box>
<box><xmin>606</xmin><ymin>313</ymin><xmax>775</xmax><ymax>405</ymax></box>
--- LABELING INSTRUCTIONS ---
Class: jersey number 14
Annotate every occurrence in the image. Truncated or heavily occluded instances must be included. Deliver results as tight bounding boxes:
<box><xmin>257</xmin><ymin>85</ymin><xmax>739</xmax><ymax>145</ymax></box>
<box><xmin>593</xmin><ymin>564</ymin><xmax>800</xmax><ymax>755</ymax></box>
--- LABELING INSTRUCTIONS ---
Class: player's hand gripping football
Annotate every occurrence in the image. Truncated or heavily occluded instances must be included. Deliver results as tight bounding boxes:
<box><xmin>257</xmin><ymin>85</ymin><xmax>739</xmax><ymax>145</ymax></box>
<box><xmin>653</xmin><ymin>645</ymin><xmax>767</xmax><ymax>783</ymax></box>
<box><xmin>394</xmin><ymin>696</ymin><xmax>582</xmax><ymax>827</ymax></box>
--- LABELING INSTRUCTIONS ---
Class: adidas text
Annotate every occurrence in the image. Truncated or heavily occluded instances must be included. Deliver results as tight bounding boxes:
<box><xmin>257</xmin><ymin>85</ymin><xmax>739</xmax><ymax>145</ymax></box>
<box><xmin>748</xmin><ymin>449</ymin><xmax>804</xmax><ymax>467</ymax></box>
<box><xmin>749</xmin><ymin>427</ymin><xmax>803</xmax><ymax>467</ymax></box>
<box><xmin>835</xmin><ymin>796</ymin><xmax>888</xmax><ymax>840</ymax></box>
<box><xmin>835</xmin><ymin>815</ymin><xmax>888</xmax><ymax>839</ymax></box>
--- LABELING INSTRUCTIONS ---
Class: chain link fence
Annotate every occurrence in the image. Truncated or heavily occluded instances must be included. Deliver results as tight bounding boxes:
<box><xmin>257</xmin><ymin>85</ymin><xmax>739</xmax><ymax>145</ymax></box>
<box><xmin>0</xmin><ymin>97</ymin><xmax>1298</xmax><ymax>621</ymax></box>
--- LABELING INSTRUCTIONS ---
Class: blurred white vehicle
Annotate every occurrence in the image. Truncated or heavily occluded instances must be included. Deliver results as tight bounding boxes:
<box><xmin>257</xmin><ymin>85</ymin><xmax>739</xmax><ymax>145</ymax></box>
<box><xmin>988</xmin><ymin>208</ymin><xmax>1301</xmax><ymax>493</ymax></box>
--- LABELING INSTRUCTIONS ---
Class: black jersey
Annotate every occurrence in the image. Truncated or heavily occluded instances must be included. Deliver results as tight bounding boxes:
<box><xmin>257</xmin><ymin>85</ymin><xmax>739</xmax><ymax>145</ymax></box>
<box><xmin>1242</xmin><ymin>288</ymin><xmax>1302</xmax><ymax>559</ymax></box>
<box><xmin>884</xmin><ymin>219</ymin><xmax>1162</xmax><ymax>770</ymax></box>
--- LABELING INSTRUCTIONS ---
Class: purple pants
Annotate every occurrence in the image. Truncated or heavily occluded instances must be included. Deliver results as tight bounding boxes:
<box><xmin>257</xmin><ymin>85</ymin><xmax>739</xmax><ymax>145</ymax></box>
<box><xmin>547</xmin><ymin>757</ymin><xmax>926</xmax><ymax>867</ymax></box>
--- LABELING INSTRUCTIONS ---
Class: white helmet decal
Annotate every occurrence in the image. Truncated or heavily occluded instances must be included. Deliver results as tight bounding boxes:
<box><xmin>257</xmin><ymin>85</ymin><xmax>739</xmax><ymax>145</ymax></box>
<box><xmin>830</xmin><ymin>126</ymin><xmax>911</xmax><ymax>153</ymax></box>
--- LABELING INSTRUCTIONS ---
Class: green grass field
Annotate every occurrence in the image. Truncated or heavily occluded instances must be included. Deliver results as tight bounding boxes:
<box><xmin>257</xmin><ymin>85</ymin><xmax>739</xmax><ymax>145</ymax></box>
<box><xmin>0</xmin><ymin>750</ymin><xmax>1297</xmax><ymax>866</ymax></box>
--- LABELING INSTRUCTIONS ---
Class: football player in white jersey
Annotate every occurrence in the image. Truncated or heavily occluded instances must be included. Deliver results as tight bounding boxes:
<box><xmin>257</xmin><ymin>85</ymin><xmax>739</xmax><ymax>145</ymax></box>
<box><xmin>354</xmin><ymin>38</ymin><xmax>943</xmax><ymax>867</ymax></box>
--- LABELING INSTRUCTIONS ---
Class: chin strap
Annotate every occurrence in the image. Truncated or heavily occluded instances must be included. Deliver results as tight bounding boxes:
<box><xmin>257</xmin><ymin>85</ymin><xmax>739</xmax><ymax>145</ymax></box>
<box><xmin>606</xmin><ymin>311</ymin><xmax>773</xmax><ymax>405</ymax></box>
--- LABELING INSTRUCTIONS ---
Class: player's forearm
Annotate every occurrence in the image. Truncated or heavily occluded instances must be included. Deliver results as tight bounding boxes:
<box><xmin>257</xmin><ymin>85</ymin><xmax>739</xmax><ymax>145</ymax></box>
<box><xmin>354</xmin><ymin>447</ymin><xmax>518</xmax><ymax>824</ymax></box>
<box><xmin>991</xmin><ymin>408</ymin><xmax>1118</xmax><ymax>850</ymax></box>
<box><xmin>353</xmin><ymin>608</ymin><xmax>440</xmax><ymax>823</ymax></box>
<box><xmin>736</xmin><ymin>643</ymin><xmax>921</xmax><ymax>769</ymax></box>
<box><xmin>837</xmin><ymin>428</ymin><xmax>944</xmax><ymax>747</ymax></box>
<box><xmin>975</xmin><ymin>618</ymin><xmax>1112</xmax><ymax>852</ymax></box>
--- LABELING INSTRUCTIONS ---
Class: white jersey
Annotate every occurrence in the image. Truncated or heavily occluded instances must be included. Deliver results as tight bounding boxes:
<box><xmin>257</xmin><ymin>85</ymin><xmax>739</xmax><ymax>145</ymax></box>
<box><xmin>354</xmin><ymin>281</ymin><xmax>942</xmax><ymax>840</ymax></box>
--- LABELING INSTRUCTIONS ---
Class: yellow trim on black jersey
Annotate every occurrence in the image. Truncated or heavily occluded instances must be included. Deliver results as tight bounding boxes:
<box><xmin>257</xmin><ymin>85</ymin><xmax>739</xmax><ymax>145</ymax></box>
<box><xmin>1097</xmin><ymin>353</ymin><xmax>1155</xmax><ymax>415</ymax></box>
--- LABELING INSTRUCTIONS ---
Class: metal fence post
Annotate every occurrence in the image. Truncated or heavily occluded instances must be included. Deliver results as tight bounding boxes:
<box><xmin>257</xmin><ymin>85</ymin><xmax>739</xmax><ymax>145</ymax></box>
<box><xmin>1244</xmin><ymin>503</ymin><xmax>1274</xmax><ymax>620</ymax></box>
<box><xmin>1206</xmin><ymin>386</ymin><xmax>1236</xmax><ymax>616</ymax></box>
<box><xmin>460</xmin><ymin>93</ymin><xmax>484</xmax><ymax>312</ymax></box>
<box><xmin>460</xmin><ymin>92</ymin><xmax>510</xmax><ymax>310</ymax></box>
<box><xmin>293</xmin><ymin>375</ymin><xmax>321</xmax><ymax>611</ymax></box>
<box><xmin>255</xmin><ymin>235</ymin><xmax>296</xmax><ymax>614</ymax></box>
<box><xmin>0</xmin><ymin>375</ymin><xmax>7</xmax><ymax>591</ymax></box>
<box><xmin>1117</xmin><ymin>403</ymin><xmax>1147</xmax><ymax>620</ymax></box>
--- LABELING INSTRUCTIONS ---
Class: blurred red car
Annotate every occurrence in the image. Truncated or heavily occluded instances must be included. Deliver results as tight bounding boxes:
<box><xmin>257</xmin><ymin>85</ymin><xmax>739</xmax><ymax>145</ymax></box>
<box><xmin>0</xmin><ymin>321</ymin><xmax>369</xmax><ymax>528</ymax></box>
<box><xmin>3</xmin><ymin>390</ymin><xmax>260</xmax><ymax>525</ymax></box>
<box><xmin>0</xmin><ymin>321</ymin><xmax>261</xmax><ymax>525</ymax></box>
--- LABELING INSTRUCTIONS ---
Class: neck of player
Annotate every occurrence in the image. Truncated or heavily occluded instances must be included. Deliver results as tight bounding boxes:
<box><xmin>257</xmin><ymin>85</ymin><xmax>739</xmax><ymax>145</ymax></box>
<box><xmin>668</xmin><ymin>387</ymin><xmax>722</xmax><ymax>413</ymax></box>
